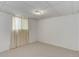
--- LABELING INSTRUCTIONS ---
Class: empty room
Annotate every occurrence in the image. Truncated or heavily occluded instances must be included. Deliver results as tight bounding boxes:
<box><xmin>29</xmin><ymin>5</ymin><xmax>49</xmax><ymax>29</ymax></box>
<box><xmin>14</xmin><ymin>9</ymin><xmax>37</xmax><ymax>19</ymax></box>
<box><xmin>0</xmin><ymin>1</ymin><xmax>79</xmax><ymax>57</ymax></box>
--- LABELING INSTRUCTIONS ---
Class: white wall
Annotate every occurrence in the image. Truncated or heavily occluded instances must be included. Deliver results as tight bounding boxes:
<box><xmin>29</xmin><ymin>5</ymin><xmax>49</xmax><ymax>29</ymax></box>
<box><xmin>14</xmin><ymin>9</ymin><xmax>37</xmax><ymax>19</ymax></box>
<box><xmin>0</xmin><ymin>12</ymin><xmax>12</xmax><ymax>52</ymax></box>
<box><xmin>28</xmin><ymin>19</ymin><xmax>38</xmax><ymax>43</ymax></box>
<box><xmin>38</xmin><ymin>14</ymin><xmax>78</xmax><ymax>51</ymax></box>
<box><xmin>76</xmin><ymin>14</ymin><xmax>79</xmax><ymax>50</ymax></box>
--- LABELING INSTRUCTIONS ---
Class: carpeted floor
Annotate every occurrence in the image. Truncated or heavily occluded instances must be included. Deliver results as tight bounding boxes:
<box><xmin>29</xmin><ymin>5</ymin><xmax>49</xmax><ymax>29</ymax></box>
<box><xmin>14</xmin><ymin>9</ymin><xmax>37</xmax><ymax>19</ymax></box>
<box><xmin>0</xmin><ymin>41</ymin><xmax>79</xmax><ymax>57</ymax></box>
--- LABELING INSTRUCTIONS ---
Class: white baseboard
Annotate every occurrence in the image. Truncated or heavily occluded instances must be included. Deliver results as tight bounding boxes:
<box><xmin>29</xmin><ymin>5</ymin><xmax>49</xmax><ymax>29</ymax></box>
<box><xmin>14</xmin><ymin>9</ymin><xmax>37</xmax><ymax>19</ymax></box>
<box><xmin>37</xmin><ymin>40</ymin><xmax>79</xmax><ymax>52</ymax></box>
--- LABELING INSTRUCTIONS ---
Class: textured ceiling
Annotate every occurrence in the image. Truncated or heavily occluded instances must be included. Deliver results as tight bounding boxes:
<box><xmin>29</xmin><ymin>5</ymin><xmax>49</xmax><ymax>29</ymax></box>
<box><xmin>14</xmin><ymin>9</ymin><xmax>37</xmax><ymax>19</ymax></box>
<box><xmin>0</xmin><ymin>1</ymin><xmax>79</xmax><ymax>20</ymax></box>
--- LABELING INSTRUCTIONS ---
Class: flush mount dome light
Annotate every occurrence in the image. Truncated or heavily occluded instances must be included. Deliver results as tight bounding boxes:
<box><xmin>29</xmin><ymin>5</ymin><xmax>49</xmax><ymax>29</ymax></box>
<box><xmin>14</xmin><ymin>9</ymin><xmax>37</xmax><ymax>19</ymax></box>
<box><xmin>33</xmin><ymin>9</ymin><xmax>44</xmax><ymax>15</ymax></box>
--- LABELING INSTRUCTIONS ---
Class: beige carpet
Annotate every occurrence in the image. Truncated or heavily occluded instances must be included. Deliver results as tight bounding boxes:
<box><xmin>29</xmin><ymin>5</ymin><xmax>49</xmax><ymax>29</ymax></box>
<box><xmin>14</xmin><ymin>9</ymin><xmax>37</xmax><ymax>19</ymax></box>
<box><xmin>0</xmin><ymin>42</ymin><xmax>79</xmax><ymax>57</ymax></box>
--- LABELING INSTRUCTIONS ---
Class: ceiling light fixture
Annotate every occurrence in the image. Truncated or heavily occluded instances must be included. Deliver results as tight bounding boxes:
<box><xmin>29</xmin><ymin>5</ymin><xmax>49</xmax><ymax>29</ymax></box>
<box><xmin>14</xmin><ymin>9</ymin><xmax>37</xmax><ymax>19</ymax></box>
<box><xmin>33</xmin><ymin>9</ymin><xmax>44</xmax><ymax>15</ymax></box>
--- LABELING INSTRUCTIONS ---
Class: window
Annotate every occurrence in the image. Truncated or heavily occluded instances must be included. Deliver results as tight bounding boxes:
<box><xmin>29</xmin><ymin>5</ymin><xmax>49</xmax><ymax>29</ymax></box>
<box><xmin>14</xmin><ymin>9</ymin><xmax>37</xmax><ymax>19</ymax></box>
<box><xmin>12</xmin><ymin>16</ymin><xmax>28</xmax><ymax>31</ymax></box>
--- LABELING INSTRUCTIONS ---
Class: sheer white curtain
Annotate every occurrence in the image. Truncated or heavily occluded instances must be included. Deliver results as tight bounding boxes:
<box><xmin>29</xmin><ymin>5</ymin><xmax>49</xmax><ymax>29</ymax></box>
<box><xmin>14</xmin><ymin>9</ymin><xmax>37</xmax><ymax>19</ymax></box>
<box><xmin>10</xmin><ymin>16</ymin><xmax>28</xmax><ymax>49</ymax></box>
